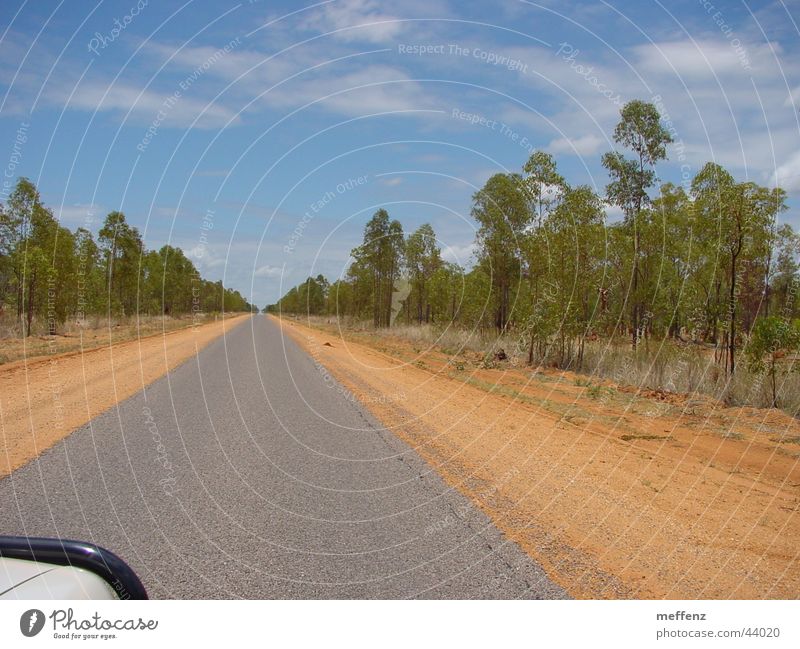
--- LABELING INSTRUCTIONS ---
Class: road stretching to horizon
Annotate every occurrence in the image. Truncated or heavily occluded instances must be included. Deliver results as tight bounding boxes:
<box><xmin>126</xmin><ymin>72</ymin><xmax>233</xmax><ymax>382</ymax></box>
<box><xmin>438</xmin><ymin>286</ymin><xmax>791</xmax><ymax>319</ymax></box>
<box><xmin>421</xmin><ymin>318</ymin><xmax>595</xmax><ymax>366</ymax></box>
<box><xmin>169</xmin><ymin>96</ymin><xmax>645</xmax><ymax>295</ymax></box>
<box><xmin>0</xmin><ymin>315</ymin><xmax>565</xmax><ymax>598</ymax></box>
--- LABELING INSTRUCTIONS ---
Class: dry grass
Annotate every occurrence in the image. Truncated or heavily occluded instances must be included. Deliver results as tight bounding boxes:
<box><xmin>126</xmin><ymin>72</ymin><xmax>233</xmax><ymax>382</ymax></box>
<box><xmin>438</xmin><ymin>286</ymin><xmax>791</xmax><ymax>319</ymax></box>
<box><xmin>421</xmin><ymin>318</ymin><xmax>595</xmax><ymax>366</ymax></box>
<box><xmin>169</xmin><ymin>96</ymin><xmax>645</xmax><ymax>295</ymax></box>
<box><xmin>0</xmin><ymin>313</ymin><xmax>223</xmax><ymax>366</ymax></box>
<box><xmin>296</xmin><ymin>315</ymin><xmax>800</xmax><ymax>416</ymax></box>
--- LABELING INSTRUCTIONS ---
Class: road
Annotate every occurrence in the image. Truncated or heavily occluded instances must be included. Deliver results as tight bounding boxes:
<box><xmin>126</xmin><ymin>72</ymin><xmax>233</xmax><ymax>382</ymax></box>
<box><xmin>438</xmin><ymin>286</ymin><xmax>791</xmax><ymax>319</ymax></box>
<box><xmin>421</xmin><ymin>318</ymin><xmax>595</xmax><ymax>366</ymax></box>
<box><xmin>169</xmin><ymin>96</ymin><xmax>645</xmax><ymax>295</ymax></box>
<box><xmin>0</xmin><ymin>315</ymin><xmax>566</xmax><ymax>599</ymax></box>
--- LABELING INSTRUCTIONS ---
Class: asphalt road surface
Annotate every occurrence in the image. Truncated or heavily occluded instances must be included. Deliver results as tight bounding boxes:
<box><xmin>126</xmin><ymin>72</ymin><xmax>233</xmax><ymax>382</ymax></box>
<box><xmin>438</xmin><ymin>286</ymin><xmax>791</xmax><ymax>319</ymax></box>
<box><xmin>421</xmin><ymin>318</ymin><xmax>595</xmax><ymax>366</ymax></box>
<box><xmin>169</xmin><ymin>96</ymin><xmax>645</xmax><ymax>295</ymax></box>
<box><xmin>0</xmin><ymin>316</ymin><xmax>566</xmax><ymax>599</ymax></box>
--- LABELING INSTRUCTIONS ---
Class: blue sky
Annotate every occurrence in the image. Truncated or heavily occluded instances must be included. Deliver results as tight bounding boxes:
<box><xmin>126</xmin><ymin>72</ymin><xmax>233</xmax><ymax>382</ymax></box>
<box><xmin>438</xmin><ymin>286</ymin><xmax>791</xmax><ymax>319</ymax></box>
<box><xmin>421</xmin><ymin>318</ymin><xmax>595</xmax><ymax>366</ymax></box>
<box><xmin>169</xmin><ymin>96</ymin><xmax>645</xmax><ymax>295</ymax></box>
<box><xmin>1</xmin><ymin>0</ymin><xmax>799</xmax><ymax>307</ymax></box>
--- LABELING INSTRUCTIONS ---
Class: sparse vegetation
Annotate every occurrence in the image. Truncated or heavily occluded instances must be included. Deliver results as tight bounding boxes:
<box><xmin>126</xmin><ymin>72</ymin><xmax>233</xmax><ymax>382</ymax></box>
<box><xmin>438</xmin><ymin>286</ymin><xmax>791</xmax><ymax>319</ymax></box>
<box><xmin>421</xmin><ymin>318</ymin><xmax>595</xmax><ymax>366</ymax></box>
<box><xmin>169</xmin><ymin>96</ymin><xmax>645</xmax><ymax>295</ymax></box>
<box><xmin>0</xmin><ymin>313</ymin><xmax>220</xmax><ymax>365</ymax></box>
<box><xmin>269</xmin><ymin>99</ymin><xmax>798</xmax><ymax>414</ymax></box>
<box><xmin>0</xmin><ymin>178</ymin><xmax>255</xmax><ymax>345</ymax></box>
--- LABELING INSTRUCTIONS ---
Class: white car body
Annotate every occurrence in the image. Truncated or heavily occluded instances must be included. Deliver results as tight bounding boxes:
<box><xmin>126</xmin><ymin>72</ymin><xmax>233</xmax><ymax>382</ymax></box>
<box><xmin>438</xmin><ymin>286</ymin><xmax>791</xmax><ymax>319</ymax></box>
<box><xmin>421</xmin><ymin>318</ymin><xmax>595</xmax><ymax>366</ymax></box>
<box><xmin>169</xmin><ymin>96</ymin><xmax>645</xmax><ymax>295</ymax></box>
<box><xmin>0</xmin><ymin>557</ymin><xmax>119</xmax><ymax>599</ymax></box>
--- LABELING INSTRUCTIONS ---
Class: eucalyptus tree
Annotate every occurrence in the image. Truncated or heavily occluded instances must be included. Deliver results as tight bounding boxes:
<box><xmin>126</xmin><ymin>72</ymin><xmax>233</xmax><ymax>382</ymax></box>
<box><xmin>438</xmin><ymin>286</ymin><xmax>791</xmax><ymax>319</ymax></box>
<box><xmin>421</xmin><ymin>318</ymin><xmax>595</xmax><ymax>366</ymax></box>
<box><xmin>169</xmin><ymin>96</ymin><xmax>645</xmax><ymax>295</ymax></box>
<box><xmin>520</xmin><ymin>151</ymin><xmax>567</xmax><ymax>361</ymax></box>
<box><xmin>691</xmin><ymin>162</ymin><xmax>787</xmax><ymax>373</ymax></box>
<box><xmin>471</xmin><ymin>173</ymin><xmax>530</xmax><ymax>332</ymax></box>
<box><xmin>385</xmin><ymin>219</ymin><xmax>405</xmax><ymax>327</ymax></box>
<box><xmin>350</xmin><ymin>209</ymin><xmax>404</xmax><ymax>327</ymax></box>
<box><xmin>356</xmin><ymin>209</ymin><xmax>389</xmax><ymax>326</ymax></box>
<box><xmin>643</xmin><ymin>183</ymin><xmax>694</xmax><ymax>339</ymax></box>
<box><xmin>44</xmin><ymin>220</ymin><xmax>77</xmax><ymax>334</ymax></box>
<box><xmin>98</xmin><ymin>211</ymin><xmax>144</xmax><ymax>317</ymax></box>
<box><xmin>405</xmin><ymin>223</ymin><xmax>441</xmax><ymax>323</ymax></box>
<box><xmin>539</xmin><ymin>184</ymin><xmax>605</xmax><ymax>367</ymax></box>
<box><xmin>4</xmin><ymin>178</ymin><xmax>38</xmax><ymax>324</ymax></box>
<box><xmin>522</xmin><ymin>151</ymin><xmax>566</xmax><ymax>228</ymax></box>
<box><xmin>0</xmin><ymin>205</ymin><xmax>11</xmax><ymax>311</ymax></box>
<box><xmin>769</xmin><ymin>224</ymin><xmax>800</xmax><ymax>316</ymax></box>
<box><xmin>74</xmin><ymin>227</ymin><xmax>104</xmax><ymax>320</ymax></box>
<box><xmin>745</xmin><ymin>316</ymin><xmax>800</xmax><ymax>407</ymax></box>
<box><xmin>2</xmin><ymin>180</ymin><xmax>76</xmax><ymax>335</ymax></box>
<box><xmin>427</xmin><ymin>261</ymin><xmax>465</xmax><ymax>324</ymax></box>
<box><xmin>602</xmin><ymin>100</ymin><xmax>673</xmax><ymax>348</ymax></box>
<box><xmin>0</xmin><ymin>178</ymin><xmax>252</xmax><ymax>329</ymax></box>
<box><xmin>343</xmin><ymin>255</ymin><xmax>373</xmax><ymax>320</ymax></box>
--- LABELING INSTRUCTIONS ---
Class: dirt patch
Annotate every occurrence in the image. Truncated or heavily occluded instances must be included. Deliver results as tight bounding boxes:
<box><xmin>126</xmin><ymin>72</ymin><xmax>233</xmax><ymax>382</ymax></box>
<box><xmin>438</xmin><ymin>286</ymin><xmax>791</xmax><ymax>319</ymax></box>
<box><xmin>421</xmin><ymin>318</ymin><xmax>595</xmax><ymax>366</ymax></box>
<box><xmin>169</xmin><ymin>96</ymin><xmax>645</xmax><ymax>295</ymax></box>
<box><xmin>278</xmin><ymin>316</ymin><xmax>800</xmax><ymax>599</ymax></box>
<box><xmin>0</xmin><ymin>315</ymin><xmax>221</xmax><ymax>366</ymax></box>
<box><xmin>0</xmin><ymin>314</ymin><xmax>251</xmax><ymax>477</ymax></box>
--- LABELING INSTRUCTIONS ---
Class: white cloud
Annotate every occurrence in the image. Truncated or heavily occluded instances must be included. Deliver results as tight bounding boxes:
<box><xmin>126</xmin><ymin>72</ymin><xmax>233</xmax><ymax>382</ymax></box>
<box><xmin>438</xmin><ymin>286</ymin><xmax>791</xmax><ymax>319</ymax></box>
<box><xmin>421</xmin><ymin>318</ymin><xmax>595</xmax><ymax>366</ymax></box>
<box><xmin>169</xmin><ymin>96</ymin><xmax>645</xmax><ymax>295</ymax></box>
<box><xmin>604</xmin><ymin>204</ymin><xmax>624</xmax><ymax>222</ymax></box>
<box><xmin>186</xmin><ymin>245</ymin><xmax>227</xmax><ymax>272</ymax></box>
<box><xmin>631</xmin><ymin>40</ymin><xmax>755</xmax><ymax>78</ymax></box>
<box><xmin>547</xmin><ymin>133</ymin><xmax>605</xmax><ymax>156</ymax></box>
<box><xmin>144</xmin><ymin>41</ymin><xmax>440</xmax><ymax>119</ymax></box>
<box><xmin>298</xmin><ymin>0</ymin><xmax>407</xmax><ymax>44</ymax></box>
<box><xmin>254</xmin><ymin>264</ymin><xmax>284</xmax><ymax>278</ymax></box>
<box><xmin>379</xmin><ymin>176</ymin><xmax>403</xmax><ymax>186</ymax></box>
<box><xmin>784</xmin><ymin>85</ymin><xmax>800</xmax><ymax>107</ymax></box>
<box><xmin>441</xmin><ymin>241</ymin><xmax>475</xmax><ymax>265</ymax></box>
<box><xmin>267</xmin><ymin>64</ymin><xmax>438</xmax><ymax>116</ymax></box>
<box><xmin>143</xmin><ymin>41</ymin><xmax>280</xmax><ymax>83</ymax></box>
<box><xmin>54</xmin><ymin>203</ymin><xmax>102</xmax><ymax>226</ymax></box>
<box><xmin>53</xmin><ymin>78</ymin><xmax>240</xmax><ymax>128</ymax></box>
<box><xmin>498</xmin><ymin>36</ymin><xmax>800</xmax><ymax>183</ymax></box>
<box><xmin>772</xmin><ymin>150</ymin><xmax>800</xmax><ymax>194</ymax></box>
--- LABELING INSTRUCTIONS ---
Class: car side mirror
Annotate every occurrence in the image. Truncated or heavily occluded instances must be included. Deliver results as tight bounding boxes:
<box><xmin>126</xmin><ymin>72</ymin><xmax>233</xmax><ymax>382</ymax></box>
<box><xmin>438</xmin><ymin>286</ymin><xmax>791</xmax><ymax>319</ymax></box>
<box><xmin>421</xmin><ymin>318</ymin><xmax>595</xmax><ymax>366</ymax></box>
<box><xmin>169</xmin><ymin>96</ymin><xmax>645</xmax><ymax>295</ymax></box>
<box><xmin>0</xmin><ymin>536</ymin><xmax>148</xmax><ymax>600</ymax></box>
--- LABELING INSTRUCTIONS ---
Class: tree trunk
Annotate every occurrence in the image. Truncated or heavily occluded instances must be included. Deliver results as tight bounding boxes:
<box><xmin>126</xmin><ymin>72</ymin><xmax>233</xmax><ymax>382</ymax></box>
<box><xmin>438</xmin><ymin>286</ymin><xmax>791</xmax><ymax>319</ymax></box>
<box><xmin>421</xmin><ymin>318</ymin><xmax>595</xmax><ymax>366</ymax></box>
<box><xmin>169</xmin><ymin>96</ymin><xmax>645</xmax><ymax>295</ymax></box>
<box><xmin>729</xmin><ymin>253</ymin><xmax>738</xmax><ymax>375</ymax></box>
<box><xmin>632</xmin><ymin>228</ymin><xmax>639</xmax><ymax>350</ymax></box>
<box><xmin>771</xmin><ymin>363</ymin><xmax>777</xmax><ymax>408</ymax></box>
<box><xmin>26</xmin><ymin>272</ymin><xmax>35</xmax><ymax>337</ymax></box>
<box><xmin>528</xmin><ymin>329</ymin><xmax>535</xmax><ymax>366</ymax></box>
<box><xmin>16</xmin><ymin>273</ymin><xmax>23</xmax><ymax>323</ymax></box>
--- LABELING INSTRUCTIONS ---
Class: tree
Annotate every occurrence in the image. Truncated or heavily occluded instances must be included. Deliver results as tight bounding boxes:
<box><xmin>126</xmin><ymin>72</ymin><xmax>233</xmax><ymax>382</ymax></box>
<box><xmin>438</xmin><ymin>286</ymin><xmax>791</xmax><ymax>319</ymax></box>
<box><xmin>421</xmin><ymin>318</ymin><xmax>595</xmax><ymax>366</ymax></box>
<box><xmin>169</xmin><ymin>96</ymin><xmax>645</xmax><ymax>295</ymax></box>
<box><xmin>769</xmin><ymin>224</ymin><xmax>800</xmax><ymax>316</ymax></box>
<box><xmin>46</xmin><ymin>223</ymin><xmax>77</xmax><ymax>334</ymax></box>
<box><xmin>350</xmin><ymin>209</ymin><xmax>404</xmax><ymax>327</ymax></box>
<box><xmin>405</xmin><ymin>223</ymin><xmax>441</xmax><ymax>323</ymax></box>
<box><xmin>646</xmin><ymin>183</ymin><xmax>691</xmax><ymax>340</ymax></box>
<box><xmin>692</xmin><ymin>163</ymin><xmax>786</xmax><ymax>374</ymax></box>
<box><xmin>602</xmin><ymin>100</ymin><xmax>673</xmax><ymax>348</ymax></box>
<box><xmin>472</xmin><ymin>173</ymin><xmax>530</xmax><ymax>332</ymax></box>
<box><xmin>0</xmin><ymin>179</ymin><xmax>252</xmax><ymax>333</ymax></box>
<box><xmin>522</xmin><ymin>151</ymin><xmax>566</xmax><ymax>228</ymax></box>
<box><xmin>4</xmin><ymin>178</ymin><xmax>38</xmax><ymax>327</ymax></box>
<box><xmin>0</xmin><ymin>204</ymin><xmax>12</xmax><ymax>312</ymax></box>
<box><xmin>745</xmin><ymin>316</ymin><xmax>800</xmax><ymax>407</ymax></box>
<box><xmin>546</xmin><ymin>185</ymin><xmax>605</xmax><ymax>367</ymax></box>
<box><xmin>14</xmin><ymin>187</ymin><xmax>67</xmax><ymax>336</ymax></box>
<box><xmin>428</xmin><ymin>261</ymin><xmax>464</xmax><ymax>324</ymax></box>
<box><xmin>385</xmin><ymin>219</ymin><xmax>405</xmax><ymax>326</ymax></box>
<box><xmin>357</xmin><ymin>209</ymin><xmax>389</xmax><ymax>327</ymax></box>
<box><xmin>521</xmin><ymin>151</ymin><xmax>567</xmax><ymax>362</ymax></box>
<box><xmin>98</xmin><ymin>211</ymin><xmax>144</xmax><ymax>317</ymax></box>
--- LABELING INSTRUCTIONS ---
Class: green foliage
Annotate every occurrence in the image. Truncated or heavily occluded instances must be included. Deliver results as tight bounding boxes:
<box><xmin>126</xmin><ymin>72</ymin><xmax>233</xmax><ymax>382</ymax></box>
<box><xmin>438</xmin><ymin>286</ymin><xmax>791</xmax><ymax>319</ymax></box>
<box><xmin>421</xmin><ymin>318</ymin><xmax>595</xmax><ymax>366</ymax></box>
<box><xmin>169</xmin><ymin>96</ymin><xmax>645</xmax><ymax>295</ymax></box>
<box><xmin>745</xmin><ymin>316</ymin><xmax>800</xmax><ymax>407</ymax></box>
<box><xmin>405</xmin><ymin>223</ymin><xmax>441</xmax><ymax>324</ymax></box>
<box><xmin>691</xmin><ymin>162</ymin><xmax>788</xmax><ymax>373</ymax></box>
<box><xmin>472</xmin><ymin>173</ymin><xmax>530</xmax><ymax>331</ymax></box>
<box><xmin>0</xmin><ymin>178</ymin><xmax>253</xmax><ymax>335</ymax></box>
<box><xmin>268</xmin><ymin>97</ymin><xmax>798</xmax><ymax>394</ymax></box>
<box><xmin>602</xmin><ymin>100</ymin><xmax>674</xmax><ymax>351</ymax></box>
<box><xmin>271</xmin><ymin>275</ymin><xmax>328</xmax><ymax>316</ymax></box>
<box><xmin>346</xmin><ymin>209</ymin><xmax>405</xmax><ymax>327</ymax></box>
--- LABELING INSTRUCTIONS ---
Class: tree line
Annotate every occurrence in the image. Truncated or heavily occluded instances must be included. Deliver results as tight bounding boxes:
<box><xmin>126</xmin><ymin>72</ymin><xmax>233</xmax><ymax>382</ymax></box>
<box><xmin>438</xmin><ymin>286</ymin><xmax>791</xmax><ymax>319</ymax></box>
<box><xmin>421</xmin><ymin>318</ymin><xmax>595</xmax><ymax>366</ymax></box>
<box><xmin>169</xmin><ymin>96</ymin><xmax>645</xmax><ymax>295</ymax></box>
<box><xmin>0</xmin><ymin>178</ymin><xmax>254</xmax><ymax>336</ymax></box>
<box><xmin>271</xmin><ymin>100</ymin><xmax>799</xmax><ymax>380</ymax></box>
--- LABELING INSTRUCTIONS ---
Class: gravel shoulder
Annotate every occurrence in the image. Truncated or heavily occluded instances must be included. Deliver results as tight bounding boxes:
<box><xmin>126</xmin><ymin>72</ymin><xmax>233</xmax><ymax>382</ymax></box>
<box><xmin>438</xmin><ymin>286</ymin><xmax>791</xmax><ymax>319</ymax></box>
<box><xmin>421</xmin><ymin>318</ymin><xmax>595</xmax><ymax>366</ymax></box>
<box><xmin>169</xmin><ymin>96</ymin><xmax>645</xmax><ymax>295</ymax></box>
<box><xmin>278</xmin><ymin>316</ymin><xmax>800</xmax><ymax>599</ymax></box>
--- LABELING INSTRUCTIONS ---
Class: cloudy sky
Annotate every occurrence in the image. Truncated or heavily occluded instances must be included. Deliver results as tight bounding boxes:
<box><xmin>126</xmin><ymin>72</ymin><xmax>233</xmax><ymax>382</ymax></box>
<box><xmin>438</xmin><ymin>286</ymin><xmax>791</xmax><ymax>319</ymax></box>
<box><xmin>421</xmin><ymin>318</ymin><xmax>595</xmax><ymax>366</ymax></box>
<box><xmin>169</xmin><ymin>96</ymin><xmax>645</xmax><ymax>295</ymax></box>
<box><xmin>1</xmin><ymin>0</ymin><xmax>798</xmax><ymax>306</ymax></box>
